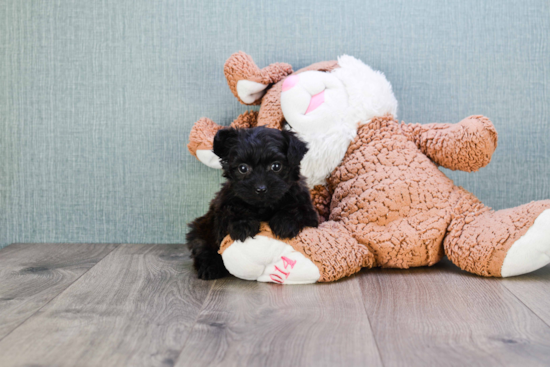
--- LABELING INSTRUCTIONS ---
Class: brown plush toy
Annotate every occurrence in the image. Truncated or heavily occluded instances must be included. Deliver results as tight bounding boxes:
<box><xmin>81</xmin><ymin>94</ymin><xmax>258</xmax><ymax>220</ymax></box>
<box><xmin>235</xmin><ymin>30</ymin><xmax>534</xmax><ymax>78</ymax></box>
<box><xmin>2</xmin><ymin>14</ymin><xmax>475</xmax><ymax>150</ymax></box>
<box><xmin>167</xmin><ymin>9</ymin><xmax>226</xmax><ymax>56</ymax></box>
<box><xmin>188</xmin><ymin>52</ymin><xmax>550</xmax><ymax>284</ymax></box>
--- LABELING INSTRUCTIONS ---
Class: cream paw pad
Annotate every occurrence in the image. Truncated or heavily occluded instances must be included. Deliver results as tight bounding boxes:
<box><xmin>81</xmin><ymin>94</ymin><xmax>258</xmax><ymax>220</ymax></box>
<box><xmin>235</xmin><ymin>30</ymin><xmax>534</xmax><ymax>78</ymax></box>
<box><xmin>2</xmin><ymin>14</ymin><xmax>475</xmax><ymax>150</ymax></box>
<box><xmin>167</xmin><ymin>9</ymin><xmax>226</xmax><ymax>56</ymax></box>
<box><xmin>501</xmin><ymin>209</ymin><xmax>550</xmax><ymax>277</ymax></box>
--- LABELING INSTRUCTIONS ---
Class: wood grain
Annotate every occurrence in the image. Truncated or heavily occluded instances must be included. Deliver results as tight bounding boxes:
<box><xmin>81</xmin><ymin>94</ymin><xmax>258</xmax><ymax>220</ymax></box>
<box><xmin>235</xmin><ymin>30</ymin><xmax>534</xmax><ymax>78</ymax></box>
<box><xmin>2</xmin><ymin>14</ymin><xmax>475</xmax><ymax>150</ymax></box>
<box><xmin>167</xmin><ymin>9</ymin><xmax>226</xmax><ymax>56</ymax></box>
<box><xmin>502</xmin><ymin>265</ymin><xmax>550</xmax><ymax>327</ymax></box>
<box><xmin>358</xmin><ymin>259</ymin><xmax>550</xmax><ymax>367</ymax></box>
<box><xmin>175</xmin><ymin>276</ymin><xmax>382</xmax><ymax>367</ymax></box>
<box><xmin>0</xmin><ymin>243</ymin><xmax>117</xmax><ymax>341</ymax></box>
<box><xmin>2</xmin><ymin>244</ymin><xmax>550</xmax><ymax>367</ymax></box>
<box><xmin>0</xmin><ymin>243</ymin><xmax>212</xmax><ymax>367</ymax></box>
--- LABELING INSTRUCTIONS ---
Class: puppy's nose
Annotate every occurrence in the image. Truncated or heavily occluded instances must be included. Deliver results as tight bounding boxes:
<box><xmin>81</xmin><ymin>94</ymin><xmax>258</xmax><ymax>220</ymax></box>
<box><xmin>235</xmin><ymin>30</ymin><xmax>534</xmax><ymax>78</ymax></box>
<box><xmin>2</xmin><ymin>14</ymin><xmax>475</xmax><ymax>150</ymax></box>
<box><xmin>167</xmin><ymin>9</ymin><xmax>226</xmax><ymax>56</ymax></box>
<box><xmin>255</xmin><ymin>185</ymin><xmax>267</xmax><ymax>194</ymax></box>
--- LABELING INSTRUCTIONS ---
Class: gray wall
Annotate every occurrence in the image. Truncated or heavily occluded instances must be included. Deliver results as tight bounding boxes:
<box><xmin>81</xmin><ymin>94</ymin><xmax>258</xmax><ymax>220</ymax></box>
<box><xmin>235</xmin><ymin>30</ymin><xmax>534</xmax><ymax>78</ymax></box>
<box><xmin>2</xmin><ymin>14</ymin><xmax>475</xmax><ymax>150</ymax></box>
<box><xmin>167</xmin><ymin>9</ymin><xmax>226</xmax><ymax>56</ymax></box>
<box><xmin>1</xmin><ymin>0</ymin><xmax>549</xmax><ymax>249</ymax></box>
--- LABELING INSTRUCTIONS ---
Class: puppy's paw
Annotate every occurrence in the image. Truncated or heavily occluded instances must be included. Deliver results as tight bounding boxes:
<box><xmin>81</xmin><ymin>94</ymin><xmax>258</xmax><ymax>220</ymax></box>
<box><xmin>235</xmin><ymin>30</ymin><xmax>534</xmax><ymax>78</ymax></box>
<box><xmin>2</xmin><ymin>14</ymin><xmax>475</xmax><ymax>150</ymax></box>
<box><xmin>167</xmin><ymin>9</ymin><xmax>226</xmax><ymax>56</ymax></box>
<box><xmin>196</xmin><ymin>259</ymin><xmax>229</xmax><ymax>280</ymax></box>
<box><xmin>304</xmin><ymin>211</ymin><xmax>320</xmax><ymax>228</ymax></box>
<box><xmin>228</xmin><ymin>220</ymin><xmax>261</xmax><ymax>242</ymax></box>
<box><xmin>269</xmin><ymin>215</ymin><xmax>302</xmax><ymax>239</ymax></box>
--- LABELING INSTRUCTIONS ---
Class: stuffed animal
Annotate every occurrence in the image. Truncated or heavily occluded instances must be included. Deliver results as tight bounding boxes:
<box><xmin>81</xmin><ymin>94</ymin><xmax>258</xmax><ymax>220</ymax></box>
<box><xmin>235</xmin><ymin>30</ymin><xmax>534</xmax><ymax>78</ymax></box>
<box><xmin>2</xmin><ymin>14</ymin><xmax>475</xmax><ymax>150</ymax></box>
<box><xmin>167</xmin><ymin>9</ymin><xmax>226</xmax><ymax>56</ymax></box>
<box><xmin>188</xmin><ymin>52</ymin><xmax>550</xmax><ymax>284</ymax></box>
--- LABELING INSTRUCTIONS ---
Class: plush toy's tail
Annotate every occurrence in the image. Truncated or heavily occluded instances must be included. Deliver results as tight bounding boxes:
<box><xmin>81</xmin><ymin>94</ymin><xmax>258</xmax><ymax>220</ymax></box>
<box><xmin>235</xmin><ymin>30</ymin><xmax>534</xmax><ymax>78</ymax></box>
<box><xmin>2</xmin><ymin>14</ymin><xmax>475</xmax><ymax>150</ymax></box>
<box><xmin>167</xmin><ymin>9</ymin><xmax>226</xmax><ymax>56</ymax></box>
<box><xmin>444</xmin><ymin>187</ymin><xmax>550</xmax><ymax>277</ymax></box>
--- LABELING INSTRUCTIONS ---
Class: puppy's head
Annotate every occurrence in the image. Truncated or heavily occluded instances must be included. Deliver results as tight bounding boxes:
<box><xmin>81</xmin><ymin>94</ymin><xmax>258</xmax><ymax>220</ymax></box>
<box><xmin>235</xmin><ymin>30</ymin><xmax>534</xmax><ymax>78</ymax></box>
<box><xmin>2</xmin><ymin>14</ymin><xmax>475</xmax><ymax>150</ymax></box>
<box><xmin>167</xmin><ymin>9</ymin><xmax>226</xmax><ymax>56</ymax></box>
<box><xmin>213</xmin><ymin>126</ymin><xmax>308</xmax><ymax>206</ymax></box>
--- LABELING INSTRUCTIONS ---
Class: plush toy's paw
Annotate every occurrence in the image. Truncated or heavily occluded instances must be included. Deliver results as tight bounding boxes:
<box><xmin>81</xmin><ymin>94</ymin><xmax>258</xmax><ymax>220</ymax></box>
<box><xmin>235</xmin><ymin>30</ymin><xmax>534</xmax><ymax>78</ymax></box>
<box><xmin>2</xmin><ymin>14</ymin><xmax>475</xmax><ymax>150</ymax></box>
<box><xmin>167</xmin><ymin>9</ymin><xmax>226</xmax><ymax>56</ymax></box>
<box><xmin>196</xmin><ymin>150</ymin><xmax>222</xmax><ymax>169</ymax></box>
<box><xmin>228</xmin><ymin>220</ymin><xmax>261</xmax><ymax>242</ymax></box>
<box><xmin>280</xmin><ymin>70</ymin><xmax>348</xmax><ymax>134</ymax></box>
<box><xmin>501</xmin><ymin>209</ymin><xmax>550</xmax><ymax>277</ymax></box>
<box><xmin>188</xmin><ymin>117</ymin><xmax>223</xmax><ymax>169</ymax></box>
<box><xmin>220</xmin><ymin>234</ymin><xmax>320</xmax><ymax>285</ymax></box>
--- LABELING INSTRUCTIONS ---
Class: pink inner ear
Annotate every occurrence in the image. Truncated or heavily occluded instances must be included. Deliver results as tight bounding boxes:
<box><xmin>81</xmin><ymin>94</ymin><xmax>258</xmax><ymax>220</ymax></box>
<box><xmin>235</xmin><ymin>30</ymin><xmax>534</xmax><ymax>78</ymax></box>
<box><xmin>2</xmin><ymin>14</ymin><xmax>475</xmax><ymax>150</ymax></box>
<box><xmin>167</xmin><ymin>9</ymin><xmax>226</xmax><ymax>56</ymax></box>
<box><xmin>282</xmin><ymin>75</ymin><xmax>299</xmax><ymax>92</ymax></box>
<box><xmin>305</xmin><ymin>90</ymin><xmax>325</xmax><ymax>114</ymax></box>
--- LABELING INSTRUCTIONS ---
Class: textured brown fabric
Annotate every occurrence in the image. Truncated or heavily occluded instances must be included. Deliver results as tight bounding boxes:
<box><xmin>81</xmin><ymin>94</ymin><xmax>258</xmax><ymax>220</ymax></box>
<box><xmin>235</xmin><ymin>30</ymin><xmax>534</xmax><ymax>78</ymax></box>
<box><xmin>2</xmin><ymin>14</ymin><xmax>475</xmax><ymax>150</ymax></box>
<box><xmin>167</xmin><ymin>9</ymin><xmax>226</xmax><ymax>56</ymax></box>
<box><xmin>327</xmin><ymin>116</ymin><xmax>453</xmax><ymax>269</ymax></box>
<box><xmin>310</xmin><ymin>185</ymin><xmax>332</xmax><ymax>223</ymax></box>
<box><xmin>290</xmin><ymin>221</ymin><xmax>375</xmax><ymax>282</ymax></box>
<box><xmin>401</xmin><ymin>115</ymin><xmax>498</xmax><ymax>172</ymax></box>
<box><xmin>444</xmin><ymin>193</ymin><xmax>550</xmax><ymax>277</ymax></box>
<box><xmin>187</xmin><ymin>117</ymin><xmax>223</xmax><ymax>157</ymax></box>
<box><xmin>224</xmin><ymin>51</ymin><xmax>293</xmax><ymax>105</ymax></box>
<box><xmin>257</xmin><ymin>82</ymin><xmax>286</xmax><ymax>129</ymax></box>
<box><xmin>325</xmin><ymin>116</ymin><xmax>550</xmax><ymax>276</ymax></box>
<box><xmin>229</xmin><ymin>110</ymin><xmax>259</xmax><ymax>129</ymax></box>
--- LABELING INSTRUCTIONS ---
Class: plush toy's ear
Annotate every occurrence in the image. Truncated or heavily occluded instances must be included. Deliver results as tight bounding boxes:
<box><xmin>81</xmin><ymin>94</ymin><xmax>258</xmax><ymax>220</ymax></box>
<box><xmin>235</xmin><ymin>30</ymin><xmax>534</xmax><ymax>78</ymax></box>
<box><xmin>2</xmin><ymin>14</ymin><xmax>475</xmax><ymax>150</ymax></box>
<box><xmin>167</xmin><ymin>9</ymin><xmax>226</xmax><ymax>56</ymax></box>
<box><xmin>213</xmin><ymin>128</ymin><xmax>239</xmax><ymax>163</ymax></box>
<box><xmin>282</xmin><ymin>130</ymin><xmax>308</xmax><ymax>174</ymax></box>
<box><xmin>224</xmin><ymin>52</ymin><xmax>293</xmax><ymax>105</ymax></box>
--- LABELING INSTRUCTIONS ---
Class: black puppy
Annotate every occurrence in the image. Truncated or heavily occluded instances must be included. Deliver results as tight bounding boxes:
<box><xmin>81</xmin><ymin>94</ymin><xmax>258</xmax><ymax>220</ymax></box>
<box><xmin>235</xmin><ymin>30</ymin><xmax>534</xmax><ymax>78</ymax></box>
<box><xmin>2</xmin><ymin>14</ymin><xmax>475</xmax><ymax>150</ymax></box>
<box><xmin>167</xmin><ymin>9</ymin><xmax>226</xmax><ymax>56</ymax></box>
<box><xmin>186</xmin><ymin>126</ymin><xmax>319</xmax><ymax>280</ymax></box>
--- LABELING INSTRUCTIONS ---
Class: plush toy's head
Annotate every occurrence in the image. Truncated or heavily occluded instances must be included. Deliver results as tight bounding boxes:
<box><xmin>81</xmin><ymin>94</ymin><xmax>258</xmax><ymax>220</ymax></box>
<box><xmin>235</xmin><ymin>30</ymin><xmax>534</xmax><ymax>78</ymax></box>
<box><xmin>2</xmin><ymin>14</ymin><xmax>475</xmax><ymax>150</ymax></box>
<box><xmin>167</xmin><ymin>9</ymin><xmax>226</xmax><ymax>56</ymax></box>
<box><xmin>213</xmin><ymin>126</ymin><xmax>308</xmax><ymax>206</ymax></box>
<box><xmin>224</xmin><ymin>52</ymin><xmax>398</xmax><ymax>187</ymax></box>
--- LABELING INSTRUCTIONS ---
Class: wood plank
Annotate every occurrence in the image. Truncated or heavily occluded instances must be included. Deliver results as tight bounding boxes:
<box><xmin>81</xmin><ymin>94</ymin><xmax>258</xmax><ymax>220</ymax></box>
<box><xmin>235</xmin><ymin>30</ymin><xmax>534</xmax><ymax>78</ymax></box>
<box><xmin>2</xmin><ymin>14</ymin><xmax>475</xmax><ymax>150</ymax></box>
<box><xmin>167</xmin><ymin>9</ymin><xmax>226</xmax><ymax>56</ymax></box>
<box><xmin>0</xmin><ymin>243</ymin><xmax>117</xmax><ymax>341</ymax></box>
<box><xmin>0</xmin><ymin>244</ymin><xmax>212</xmax><ymax>367</ymax></box>
<box><xmin>502</xmin><ymin>265</ymin><xmax>550</xmax><ymax>327</ymax></box>
<box><xmin>358</xmin><ymin>259</ymin><xmax>550</xmax><ymax>367</ymax></box>
<box><xmin>175</xmin><ymin>276</ymin><xmax>383</xmax><ymax>367</ymax></box>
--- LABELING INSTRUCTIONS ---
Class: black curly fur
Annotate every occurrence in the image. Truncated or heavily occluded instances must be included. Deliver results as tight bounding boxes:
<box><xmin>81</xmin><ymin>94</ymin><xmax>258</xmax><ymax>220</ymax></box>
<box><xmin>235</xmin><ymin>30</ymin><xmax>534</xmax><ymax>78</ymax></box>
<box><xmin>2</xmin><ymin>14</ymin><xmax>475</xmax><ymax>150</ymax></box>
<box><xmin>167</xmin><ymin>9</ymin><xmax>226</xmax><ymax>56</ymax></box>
<box><xmin>186</xmin><ymin>126</ymin><xmax>319</xmax><ymax>280</ymax></box>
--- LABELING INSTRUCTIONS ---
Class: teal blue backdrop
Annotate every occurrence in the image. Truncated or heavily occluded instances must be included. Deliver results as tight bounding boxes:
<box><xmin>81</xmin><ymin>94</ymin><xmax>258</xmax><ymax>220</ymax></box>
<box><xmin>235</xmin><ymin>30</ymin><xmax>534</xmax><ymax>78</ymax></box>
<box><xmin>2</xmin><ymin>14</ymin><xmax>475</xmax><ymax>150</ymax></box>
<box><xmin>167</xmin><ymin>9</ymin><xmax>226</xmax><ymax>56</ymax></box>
<box><xmin>1</xmin><ymin>0</ymin><xmax>549</xmax><ymax>248</ymax></box>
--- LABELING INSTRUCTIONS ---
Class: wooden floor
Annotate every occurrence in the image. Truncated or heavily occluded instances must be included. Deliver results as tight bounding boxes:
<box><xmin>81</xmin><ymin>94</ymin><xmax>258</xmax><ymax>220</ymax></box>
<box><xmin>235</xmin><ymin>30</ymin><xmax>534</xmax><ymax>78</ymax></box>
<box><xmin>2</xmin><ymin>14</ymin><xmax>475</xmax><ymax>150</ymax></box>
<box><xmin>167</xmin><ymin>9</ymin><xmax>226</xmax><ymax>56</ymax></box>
<box><xmin>1</xmin><ymin>244</ymin><xmax>550</xmax><ymax>367</ymax></box>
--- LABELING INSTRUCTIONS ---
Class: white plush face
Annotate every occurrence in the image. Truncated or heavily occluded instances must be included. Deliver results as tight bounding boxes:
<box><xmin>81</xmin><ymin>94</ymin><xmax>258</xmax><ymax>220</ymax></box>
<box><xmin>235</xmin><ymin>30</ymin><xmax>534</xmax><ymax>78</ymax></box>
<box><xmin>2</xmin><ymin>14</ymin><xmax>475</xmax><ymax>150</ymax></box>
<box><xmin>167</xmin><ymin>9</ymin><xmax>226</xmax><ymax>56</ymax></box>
<box><xmin>281</xmin><ymin>71</ymin><xmax>350</xmax><ymax>134</ymax></box>
<box><xmin>280</xmin><ymin>55</ymin><xmax>398</xmax><ymax>188</ymax></box>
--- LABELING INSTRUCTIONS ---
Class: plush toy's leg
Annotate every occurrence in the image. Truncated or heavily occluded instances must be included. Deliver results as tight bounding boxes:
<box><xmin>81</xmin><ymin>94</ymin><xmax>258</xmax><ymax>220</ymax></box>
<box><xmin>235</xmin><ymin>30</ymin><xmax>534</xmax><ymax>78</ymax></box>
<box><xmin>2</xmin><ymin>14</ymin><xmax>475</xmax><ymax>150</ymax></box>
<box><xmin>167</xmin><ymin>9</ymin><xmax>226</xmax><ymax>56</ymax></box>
<box><xmin>219</xmin><ymin>221</ymin><xmax>375</xmax><ymax>284</ymax></box>
<box><xmin>187</xmin><ymin>111</ymin><xmax>259</xmax><ymax>169</ymax></box>
<box><xmin>444</xmin><ymin>189</ymin><xmax>550</xmax><ymax>277</ymax></box>
<box><xmin>290</xmin><ymin>221</ymin><xmax>376</xmax><ymax>282</ymax></box>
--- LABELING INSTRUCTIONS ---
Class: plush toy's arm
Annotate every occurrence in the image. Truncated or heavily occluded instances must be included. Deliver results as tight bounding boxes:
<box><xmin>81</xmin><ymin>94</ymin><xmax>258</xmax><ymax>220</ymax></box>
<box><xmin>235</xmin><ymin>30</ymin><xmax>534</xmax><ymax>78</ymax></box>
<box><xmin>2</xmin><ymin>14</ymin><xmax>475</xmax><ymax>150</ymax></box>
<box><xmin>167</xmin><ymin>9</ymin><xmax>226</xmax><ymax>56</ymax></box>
<box><xmin>310</xmin><ymin>185</ymin><xmax>332</xmax><ymax>223</ymax></box>
<box><xmin>401</xmin><ymin>115</ymin><xmax>498</xmax><ymax>172</ymax></box>
<box><xmin>187</xmin><ymin>111</ymin><xmax>259</xmax><ymax>168</ymax></box>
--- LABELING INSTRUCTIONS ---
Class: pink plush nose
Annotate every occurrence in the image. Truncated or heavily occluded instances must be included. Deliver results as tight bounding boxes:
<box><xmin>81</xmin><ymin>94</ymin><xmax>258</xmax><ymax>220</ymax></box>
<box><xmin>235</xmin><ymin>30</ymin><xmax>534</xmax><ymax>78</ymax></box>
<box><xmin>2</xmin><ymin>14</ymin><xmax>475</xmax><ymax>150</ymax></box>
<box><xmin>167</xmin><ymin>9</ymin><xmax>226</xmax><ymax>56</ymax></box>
<box><xmin>282</xmin><ymin>75</ymin><xmax>299</xmax><ymax>92</ymax></box>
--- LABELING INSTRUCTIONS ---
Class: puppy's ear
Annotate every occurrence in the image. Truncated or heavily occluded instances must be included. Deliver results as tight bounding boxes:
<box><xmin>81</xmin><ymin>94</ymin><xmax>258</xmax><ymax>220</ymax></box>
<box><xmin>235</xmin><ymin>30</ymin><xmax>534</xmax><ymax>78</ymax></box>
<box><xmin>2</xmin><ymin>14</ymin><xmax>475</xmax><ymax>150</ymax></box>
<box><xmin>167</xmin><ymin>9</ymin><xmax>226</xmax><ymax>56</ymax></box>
<box><xmin>282</xmin><ymin>130</ymin><xmax>308</xmax><ymax>168</ymax></box>
<box><xmin>213</xmin><ymin>128</ymin><xmax>239</xmax><ymax>162</ymax></box>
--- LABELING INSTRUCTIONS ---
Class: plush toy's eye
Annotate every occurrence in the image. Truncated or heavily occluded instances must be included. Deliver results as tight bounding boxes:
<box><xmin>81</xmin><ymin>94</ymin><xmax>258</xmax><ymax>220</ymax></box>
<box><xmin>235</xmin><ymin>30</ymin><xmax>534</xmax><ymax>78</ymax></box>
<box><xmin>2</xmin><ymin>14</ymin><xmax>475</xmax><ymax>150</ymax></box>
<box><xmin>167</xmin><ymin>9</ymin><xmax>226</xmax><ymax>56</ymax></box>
<box><xmin>238</xmin><ymin>164</ymin><xmax>250</xmax><ymax>174</ymax></box>
<box><xmin>270</xmin><ymin>162</ymin><xmax>282</xmax><ymax>172</ymax></box>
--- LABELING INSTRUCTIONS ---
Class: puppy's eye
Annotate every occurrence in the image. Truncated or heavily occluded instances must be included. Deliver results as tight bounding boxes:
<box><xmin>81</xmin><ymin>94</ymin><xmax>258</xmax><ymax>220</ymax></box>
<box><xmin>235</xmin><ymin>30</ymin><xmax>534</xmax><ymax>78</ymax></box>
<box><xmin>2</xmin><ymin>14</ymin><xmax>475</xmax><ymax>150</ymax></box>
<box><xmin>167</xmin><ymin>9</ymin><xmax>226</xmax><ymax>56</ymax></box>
<box><xmin>238</xmin><ymin>164</ymin><xmax>250</xmax><ymax>174</ymax></box>
<box><xmin>270</xmin><ymin>162</ymin><xmax>282</xmax><ymax>172</ymax></box>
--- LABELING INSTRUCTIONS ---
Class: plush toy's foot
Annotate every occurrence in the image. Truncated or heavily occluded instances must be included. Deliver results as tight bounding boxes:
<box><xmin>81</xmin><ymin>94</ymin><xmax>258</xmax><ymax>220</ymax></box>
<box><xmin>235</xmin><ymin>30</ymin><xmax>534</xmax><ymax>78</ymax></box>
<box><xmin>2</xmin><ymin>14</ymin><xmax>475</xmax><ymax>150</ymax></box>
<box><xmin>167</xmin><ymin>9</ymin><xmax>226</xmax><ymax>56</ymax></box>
<box><xmin>501</xmin><ymin>209</ymin><xmax>550</xmax><ymax>277</ymax></box>
<box><xmin>220</xmin><ymin>234</ymin><xmax>321</xmax><ymax>284</ymax></box>
<box><xmin>445</xmin><ymin>194</ymin><xmax>550</xmax><ymax>277</ymax></box>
